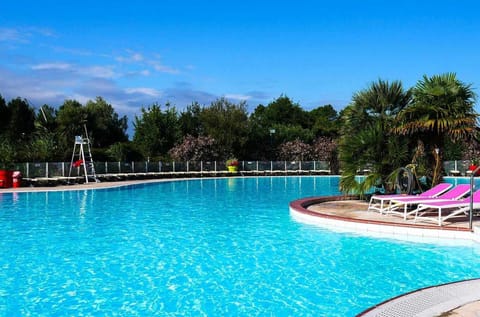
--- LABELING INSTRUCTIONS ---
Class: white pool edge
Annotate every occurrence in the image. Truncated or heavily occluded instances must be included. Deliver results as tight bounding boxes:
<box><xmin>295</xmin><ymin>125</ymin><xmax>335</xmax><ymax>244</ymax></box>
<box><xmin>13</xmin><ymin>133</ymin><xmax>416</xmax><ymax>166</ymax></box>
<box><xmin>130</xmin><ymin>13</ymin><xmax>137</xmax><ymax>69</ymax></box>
<box><xmin>290</xmin><ymin>207</ymin><xmax>480</xmax><ymax>246</ymax></box>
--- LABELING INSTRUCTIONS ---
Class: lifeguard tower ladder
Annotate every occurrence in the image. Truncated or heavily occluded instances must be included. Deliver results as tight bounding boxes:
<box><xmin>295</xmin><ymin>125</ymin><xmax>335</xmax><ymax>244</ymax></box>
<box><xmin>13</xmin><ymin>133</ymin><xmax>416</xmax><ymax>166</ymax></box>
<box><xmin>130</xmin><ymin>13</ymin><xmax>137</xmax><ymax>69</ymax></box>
<box><xmin>68</xmin><ymin>125</ymin><xmax>99</xmax><ymax>183</ymax></box>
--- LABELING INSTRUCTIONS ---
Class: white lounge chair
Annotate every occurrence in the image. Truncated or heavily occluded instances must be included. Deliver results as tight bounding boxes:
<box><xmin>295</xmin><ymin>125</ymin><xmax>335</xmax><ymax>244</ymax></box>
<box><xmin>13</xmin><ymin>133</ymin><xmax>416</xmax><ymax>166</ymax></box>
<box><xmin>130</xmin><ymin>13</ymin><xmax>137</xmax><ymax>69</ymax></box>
<box><xmin>387</xmin><ymin>184</ymin><xmax>471</xmax><ymax>220</ymax></box>
<box><xmin>368</xmin><ymin>183</ymin><xmax>452</xmax><ymax>214</ymax></box>
<box><xmin>414</xmin><ymin>190</ymin><xmax>480</xmax><ymax>226</ymax></box>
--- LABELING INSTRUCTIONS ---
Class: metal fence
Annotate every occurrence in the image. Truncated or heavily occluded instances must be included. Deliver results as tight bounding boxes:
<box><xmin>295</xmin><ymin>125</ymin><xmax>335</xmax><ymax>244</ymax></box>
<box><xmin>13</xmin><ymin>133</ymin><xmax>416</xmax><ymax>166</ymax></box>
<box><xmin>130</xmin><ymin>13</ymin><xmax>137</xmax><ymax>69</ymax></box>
<box><xmin>12</xmin><ymin>160</ymin><xmax>332</xmax><ymax>179</ymax></box>
<box><xmin>8</xmin><ymin>160</ymin><xmax>472</xmax><ymax>179</ymax></box>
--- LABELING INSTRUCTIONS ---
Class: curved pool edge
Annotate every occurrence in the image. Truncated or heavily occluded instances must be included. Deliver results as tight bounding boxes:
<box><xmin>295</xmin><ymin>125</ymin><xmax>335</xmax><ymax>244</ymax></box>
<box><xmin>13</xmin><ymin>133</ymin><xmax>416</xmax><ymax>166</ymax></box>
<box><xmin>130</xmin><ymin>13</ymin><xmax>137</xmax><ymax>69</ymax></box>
<box><xmin>289</xmin><ymin>195</ymin><xmax>480</xmax><ymax>245</ymax></box>
<box><xmin>291</xmin><ymin>196</ymin><xmax>480</xmax><ymax>316</ymax></box>
<box><xmin>356</xmin><ymin>278</ymin><xmax>480</xmax><ymax>317</ymax></box>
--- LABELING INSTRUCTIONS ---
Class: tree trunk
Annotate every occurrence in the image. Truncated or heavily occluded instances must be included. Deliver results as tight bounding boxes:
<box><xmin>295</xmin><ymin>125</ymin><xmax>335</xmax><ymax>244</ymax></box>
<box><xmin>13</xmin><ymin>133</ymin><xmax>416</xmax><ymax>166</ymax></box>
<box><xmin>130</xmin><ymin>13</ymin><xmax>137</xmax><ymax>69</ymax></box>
<box><xmin>432</xmin><ymin>147</ymin><xmax>442</xmax><ymax>186</ymax></box>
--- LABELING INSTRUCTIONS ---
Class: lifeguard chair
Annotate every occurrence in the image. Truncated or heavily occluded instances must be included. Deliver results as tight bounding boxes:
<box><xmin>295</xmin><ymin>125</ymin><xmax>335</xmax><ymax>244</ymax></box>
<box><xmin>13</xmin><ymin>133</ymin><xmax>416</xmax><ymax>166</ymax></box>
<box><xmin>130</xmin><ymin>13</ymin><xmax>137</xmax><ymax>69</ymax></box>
<box><xmin>68</xmin><ymin>125</ymin><xmax>99</xmax><ymax>183</ymax></box>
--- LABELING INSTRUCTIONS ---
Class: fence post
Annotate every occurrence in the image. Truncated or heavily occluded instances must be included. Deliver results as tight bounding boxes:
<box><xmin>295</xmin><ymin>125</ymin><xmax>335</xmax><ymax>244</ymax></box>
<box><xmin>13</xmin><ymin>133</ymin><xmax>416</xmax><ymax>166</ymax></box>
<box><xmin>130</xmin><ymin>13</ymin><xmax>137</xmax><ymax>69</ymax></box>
<box><xmin>173</xmin><ymin>161</ymin><xmax>175</xmax><ymax>172</ymax></box>
<box><xmin>26</xmin><ymin>162</ymin><xmax>30</xmax><ymax>178</ymax></box>
<box><xmin>46</xmin><ymin>162</ymin><xmax>49</xmax><ymax>178</ymax></box>
<box><xmin>118</xmin><ymin>161</ymin><xmax>121</xmax><ymax>173</ymax></box>
<box><xmin>270</xmin><ymin>161</ymin><xmax>273</xmax><ymax>172</ymax></box>
<box><xmin>132</xmin><ymin>161</ymin><xmax>135</xmax><ymax>173</ymax></box>
<box><xmin>256</xmin><ymin>161</ymin><xmax>259</xmax><ymax>171</ymax></box>
<box><xmin>105</xmin><ymin>162</ymin><xmax>108</xmax><ymax>174</ymax></box>
<box><xmin>187</xmin><ymin>161</ymin><xmax>189</xmax><ymax>172</ymax></box>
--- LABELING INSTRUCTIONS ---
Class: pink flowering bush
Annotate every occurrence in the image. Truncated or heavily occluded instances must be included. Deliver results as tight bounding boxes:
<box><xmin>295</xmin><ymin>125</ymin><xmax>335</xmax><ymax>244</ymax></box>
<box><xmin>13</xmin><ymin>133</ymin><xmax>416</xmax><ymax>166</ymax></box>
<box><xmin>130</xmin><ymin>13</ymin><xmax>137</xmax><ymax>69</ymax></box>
<box><xmin>312</xmin><ymin>136</ymin><xmax>337</xmax><ymax>161</ymax></box>
<box><xmin>168</xmin><ymin>135</ymin><xmax>219</xmax><ymax>161</ymax></box>
<box><xmin>278</xmin><ymin>139</ymin><xmax>312</xmax><ymax>160</ymax></box>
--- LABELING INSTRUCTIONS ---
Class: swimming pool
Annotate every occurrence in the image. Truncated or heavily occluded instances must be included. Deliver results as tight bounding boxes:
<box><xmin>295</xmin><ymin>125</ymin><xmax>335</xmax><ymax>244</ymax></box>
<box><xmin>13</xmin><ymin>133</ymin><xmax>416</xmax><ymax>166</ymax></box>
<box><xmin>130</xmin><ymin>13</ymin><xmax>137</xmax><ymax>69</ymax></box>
<box><xmin>1</xmin><ymin>176</ymin><xmax>480</xmax><ymax>316</ymax></box>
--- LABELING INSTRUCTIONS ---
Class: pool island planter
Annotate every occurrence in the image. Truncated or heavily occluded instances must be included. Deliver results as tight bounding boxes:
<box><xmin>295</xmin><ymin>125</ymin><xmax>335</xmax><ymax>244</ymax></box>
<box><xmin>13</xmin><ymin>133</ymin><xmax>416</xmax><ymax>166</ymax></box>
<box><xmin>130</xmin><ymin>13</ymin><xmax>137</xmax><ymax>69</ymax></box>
<box><xmin>289</xmin><ymin>195</ymin><xmax>479</xmax><ymax>244</ymax></box>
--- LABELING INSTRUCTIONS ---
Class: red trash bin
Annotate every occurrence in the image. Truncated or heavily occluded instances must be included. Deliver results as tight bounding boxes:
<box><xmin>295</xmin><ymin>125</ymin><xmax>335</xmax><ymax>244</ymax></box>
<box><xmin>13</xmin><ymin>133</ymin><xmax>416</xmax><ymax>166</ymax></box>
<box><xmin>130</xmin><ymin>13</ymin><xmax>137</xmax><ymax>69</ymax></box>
<box><xmin>0</xmin><ymin>170</ymin><xmax>13</xmax><ymax>188</ymax></box>
<box><xmin>12</xmin><ymin>171</ymin><xmax>22</xmax><ymax>188</ymax></box>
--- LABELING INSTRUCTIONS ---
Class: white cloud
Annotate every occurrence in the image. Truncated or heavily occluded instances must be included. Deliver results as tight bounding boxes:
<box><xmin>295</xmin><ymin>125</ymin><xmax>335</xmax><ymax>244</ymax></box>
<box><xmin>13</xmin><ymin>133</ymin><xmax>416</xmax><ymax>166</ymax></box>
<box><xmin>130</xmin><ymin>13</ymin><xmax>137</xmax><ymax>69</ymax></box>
<box><xmin>0</xmin><ymin>27</ymin><xmax>55</xmax><ymax>43</ymax></box>
<box><xmin>116</xmin><ymin>52</ymin><xmax>144</xmax><ymax>63</ymax></box>
<box><xmin>115</xmin><ymin>51</ymin><xmax>179</xmax><ymax>75</ymax></box>
<box><xmin>0</xmin><ymin>28</ymin><xmax>24</xmax><ymax>42</ymax></box>
<box><xmin>139</xmin><ymin>69</ymin><xmax>150</xmax><ymax>76</ymax></box>
<box><xmin>225</xmin><ymin>94</ymin><xmax>251</xmax><ymax>101</ymax></box>
<box><xmin>31</xmin><ymin>62</ymin><xmax>72</xmax><ymax>71</ymax></box>
<box><xmin>150</xmin><ymin>61</ymin><xmax>180</xmax><ymax>74</ymax></box>
<box><xmin>31</xmin><ymin>62</ymin><xmax>117</xmax><ymax>79</ymax></box>
<box><xmin>80</xmin><ymin>65</ymin><xmax>116</xmax><ymax>79</ymax></box>
<box><xmin>125</xmin><ymin>87</ymin><xmax>162</xmax><ymax>97</ymax></box>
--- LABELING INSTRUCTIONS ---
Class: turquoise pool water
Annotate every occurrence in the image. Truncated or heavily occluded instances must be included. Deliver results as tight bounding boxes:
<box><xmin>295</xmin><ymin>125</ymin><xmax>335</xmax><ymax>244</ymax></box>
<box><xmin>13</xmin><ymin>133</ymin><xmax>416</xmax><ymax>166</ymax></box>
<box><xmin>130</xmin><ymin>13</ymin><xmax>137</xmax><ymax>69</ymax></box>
<box><xmin>1</xmin><ymin>176</ymin><xmax>480</xmax><ymax>316</ymax></box>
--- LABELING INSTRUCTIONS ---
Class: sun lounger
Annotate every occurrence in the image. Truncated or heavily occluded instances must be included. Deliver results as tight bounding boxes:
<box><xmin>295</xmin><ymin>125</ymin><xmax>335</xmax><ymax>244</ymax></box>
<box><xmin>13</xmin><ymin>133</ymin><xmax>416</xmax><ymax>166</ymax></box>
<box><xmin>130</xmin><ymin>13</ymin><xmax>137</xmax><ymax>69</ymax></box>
<box><xmin>413</xmin><ymin>190</ymin><xmax>480</xmax><ymax>226</ymax></box>
<box><xmin>387</xmin><ymin>184</ymin><xmax>471</xmax><ymax>220</ymax></box>
<box><xmin>368</xmin><ymin>183</ymin><xmax>452</xmax><ymax>214</ymax></box>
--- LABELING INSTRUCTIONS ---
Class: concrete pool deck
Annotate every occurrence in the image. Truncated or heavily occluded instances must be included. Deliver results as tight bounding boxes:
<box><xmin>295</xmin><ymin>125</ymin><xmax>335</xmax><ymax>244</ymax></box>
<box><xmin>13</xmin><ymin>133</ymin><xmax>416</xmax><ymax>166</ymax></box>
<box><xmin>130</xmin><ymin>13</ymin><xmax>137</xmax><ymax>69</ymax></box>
<box><xmin>2</xmin><ymin>180</ymin><xmax>480</xmax><ymax>316</ymax></box>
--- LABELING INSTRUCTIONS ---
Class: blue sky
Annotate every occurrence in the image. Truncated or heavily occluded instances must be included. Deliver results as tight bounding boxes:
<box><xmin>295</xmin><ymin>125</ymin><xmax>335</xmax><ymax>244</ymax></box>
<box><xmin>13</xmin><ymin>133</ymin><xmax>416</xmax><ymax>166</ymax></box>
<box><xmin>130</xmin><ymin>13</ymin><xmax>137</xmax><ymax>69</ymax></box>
<box><xmin>1</xmin><ymin>0</ymin><xmax>479</xmax><ymax>133</ymax></box>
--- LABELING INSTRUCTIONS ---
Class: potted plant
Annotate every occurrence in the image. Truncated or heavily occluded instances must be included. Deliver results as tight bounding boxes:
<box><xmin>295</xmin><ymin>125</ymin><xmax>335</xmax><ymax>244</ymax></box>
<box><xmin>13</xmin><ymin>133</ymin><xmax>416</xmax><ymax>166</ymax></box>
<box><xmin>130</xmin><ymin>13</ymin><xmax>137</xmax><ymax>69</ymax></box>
<box><xmin>226</xmin><ymin>159</ymin><xmax>239</xmax><ymax>173</ymax></box>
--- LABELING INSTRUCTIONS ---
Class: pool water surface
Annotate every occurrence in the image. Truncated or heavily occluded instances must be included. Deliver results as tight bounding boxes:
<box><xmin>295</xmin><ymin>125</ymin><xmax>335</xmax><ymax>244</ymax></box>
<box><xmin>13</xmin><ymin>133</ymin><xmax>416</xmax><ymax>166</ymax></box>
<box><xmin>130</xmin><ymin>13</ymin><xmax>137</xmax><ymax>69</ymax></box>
<box><xmin>1</xmin><ymin>176</ymin><xmax>480</xmax><ymax>316</ymax></box>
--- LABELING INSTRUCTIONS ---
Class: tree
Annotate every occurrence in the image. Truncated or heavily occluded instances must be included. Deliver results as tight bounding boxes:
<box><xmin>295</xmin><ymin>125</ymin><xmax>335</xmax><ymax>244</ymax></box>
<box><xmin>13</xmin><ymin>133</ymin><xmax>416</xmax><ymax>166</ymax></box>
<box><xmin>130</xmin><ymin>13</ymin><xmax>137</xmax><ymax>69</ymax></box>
<box><xmin>255</xmin><ymin>95</ymin><xmax>308</xmax><ymax>127</ymax></box>
<box><xmin>106</xmin><ymin>142</ymin><xmax>143</xmax><ymax>162</ymax></box>
<box><xmin>133</xmin><ymin>103</ymin><xmax>180</xmax><ymax>159</ymax></box>
<box><xmin>0</xmin><ymin>95</ymin><xmax>8</xmax><ymax>133</ymax></box>
<box><xmin>339</xmin><ymin>80</ymin><xmax>412</xmax><ymax>195</ymax></box>
<box><xmin>179</xmin><ymin>102</ymin><xmax>203</xmax><ymax>137</ymax></box>
<box><xmin>394</xmin><ymin>73</ymin><xmax>477</xmax><ymax>185</ymax></box>
<box><xmin>5</xmin><ymin>97</ymin><xmax>36</xmax><ymax>142</ymax></box>
<box><xmin>246</xmin><ymin>96</ymin><xmax>313</xmax><ymax>159</ymax></box>
<box><xmin>35</xmin><ymin>105</ymin><xmax>58</xmax><ymax>134</ymax></box>
<box><xmin>309</xmin><ymin>105</ymin><xmax>340</xmax><ymax>137</ymax></box>
<box><xmin>0</xmin><ymin>97</ymin><xmax>36</xmax><ymax>161</ymax></box>
<box><xmin>200</xmin><ymin>98</ymin><xmax>248</xmax><ymax>158</ymax></box>
<box><xmin>85</xmin><ymin>97</ymin><xmax>128</xmax><ymax>147</ymax></box>
<box><xmin>56</xmin><ymin>99</ymin><xmax>87</xmax><ymax>157</ymax></box>
<box><xmin>27</xmin><ymin>134</ymin><xmax>59</xmax><ymax>161</ymax></box>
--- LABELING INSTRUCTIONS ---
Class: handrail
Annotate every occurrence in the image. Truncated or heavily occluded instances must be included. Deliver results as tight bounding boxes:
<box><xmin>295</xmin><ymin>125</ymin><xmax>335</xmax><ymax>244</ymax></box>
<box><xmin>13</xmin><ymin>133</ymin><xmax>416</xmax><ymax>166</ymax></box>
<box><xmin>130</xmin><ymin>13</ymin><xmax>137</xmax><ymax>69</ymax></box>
<box><xmin>469</xmin><ymin>165</ymin><xmax>480</xmax><ymax>229</ymax></box>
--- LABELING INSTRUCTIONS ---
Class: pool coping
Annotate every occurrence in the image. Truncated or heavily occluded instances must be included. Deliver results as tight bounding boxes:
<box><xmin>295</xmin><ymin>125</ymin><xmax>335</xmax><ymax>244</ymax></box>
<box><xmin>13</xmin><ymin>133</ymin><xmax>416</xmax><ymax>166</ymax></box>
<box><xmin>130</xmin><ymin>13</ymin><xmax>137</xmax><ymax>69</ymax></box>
<box><xmin>356</xmin><ymin>278</ymin><xmax>480</xmax><ymax>316</ymax></box>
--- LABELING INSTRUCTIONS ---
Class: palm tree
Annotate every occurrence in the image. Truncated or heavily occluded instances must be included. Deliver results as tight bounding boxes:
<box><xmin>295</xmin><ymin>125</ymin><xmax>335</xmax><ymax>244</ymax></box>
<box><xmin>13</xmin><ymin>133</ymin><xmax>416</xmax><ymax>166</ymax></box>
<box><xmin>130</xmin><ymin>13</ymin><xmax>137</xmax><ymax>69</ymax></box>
<box><xmin>393</xmin><ymin>73</ymin><xmax>477</xmax><ymax>185</ymax></box>
<box><xmin>339</xmin><ymin>80</ymin><xmax>412</xmax><ymax>195</ymax></box>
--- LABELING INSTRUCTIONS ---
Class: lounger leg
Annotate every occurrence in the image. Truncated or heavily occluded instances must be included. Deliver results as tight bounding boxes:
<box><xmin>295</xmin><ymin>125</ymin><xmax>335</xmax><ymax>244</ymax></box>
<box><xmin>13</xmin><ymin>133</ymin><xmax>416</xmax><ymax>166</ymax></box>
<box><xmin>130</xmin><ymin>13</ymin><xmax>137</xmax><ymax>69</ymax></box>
<box><xmin>438</xmin><ymin>208</ymin><xmax>442</xmax><ymax>226</ymax></box>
